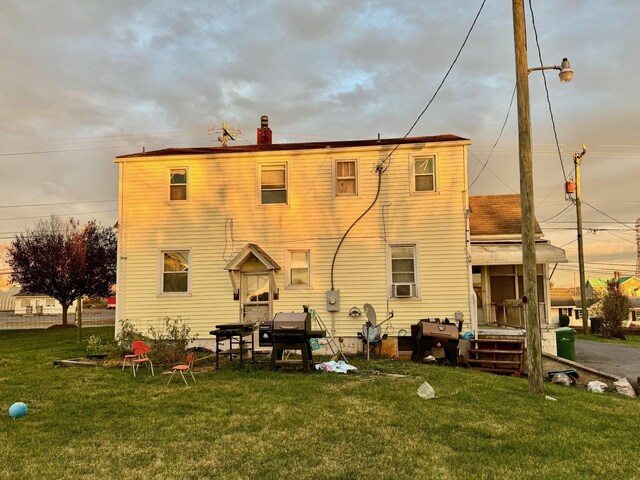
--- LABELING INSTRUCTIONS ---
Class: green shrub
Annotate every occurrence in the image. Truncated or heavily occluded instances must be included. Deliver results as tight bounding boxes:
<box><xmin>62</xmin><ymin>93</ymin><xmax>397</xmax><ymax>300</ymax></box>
<box><xmin>147</xmin><ymin>317</ymin><xmax>198</xmax><ymax>365</ymax></box>
<box><xmin>113</xmin><ymin>319</ymin><xmax>143</xmax><ymax>356</ymax></box>
<box><xmin>85</xmin><ymin>335</ymin><xmax>108</xmax><ymax>355</ymax></box>
<box><xmin>558</xmin><ymin>314</ymin><xmax>570</xmax><ymax>327</ymax></box>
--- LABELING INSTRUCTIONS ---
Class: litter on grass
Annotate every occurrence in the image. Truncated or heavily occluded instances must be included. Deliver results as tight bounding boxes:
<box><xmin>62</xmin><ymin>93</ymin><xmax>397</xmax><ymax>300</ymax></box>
<box><xmin>417</xmin><ymin>381</ymin><xmax>435</xmax><ymax>399</ymax></box>
<box><xmin>315</xmin><ymin>360</ymin><xmax>357</xmax><ymax>374</ymax></box>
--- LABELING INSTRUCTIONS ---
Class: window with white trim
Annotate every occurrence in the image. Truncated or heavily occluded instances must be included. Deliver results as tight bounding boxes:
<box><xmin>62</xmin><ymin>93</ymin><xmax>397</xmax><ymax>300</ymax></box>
<box><xmin>413</xmin><ymin>156</ymin><xmax>436</xmax><ymax>192</ymax></box>
<box><xmin>169</xmin><ymin>168</ymin><xmax>188</xmax><ymax>201</ymax></box>
<box><xmin>260</xmin><ymin>163</ymin><xmax>287</xmax><ymax>204</ymax></box>
<box><xmin>390</xmin><ymin>244</ymin><xmax>418</xmax><ymax>298</ymax></box>
<box><xmin>287</xmin><ymin>249</ymin><xmax>311</xmax><ymax>287</ymax></box>
<box><xmin>335</xmin><ymin>159</ymin><xmax>357</xmax><ymax>195</ymax></box>
<box><xmin>160</xmin><ymin>250</ymin><xmax>190</xmax><ymax>294</ymax></box>
<box><xmin>45</xmin><ymin>298</ymin><xmax>56</xmax><ymax>307</ymax></box>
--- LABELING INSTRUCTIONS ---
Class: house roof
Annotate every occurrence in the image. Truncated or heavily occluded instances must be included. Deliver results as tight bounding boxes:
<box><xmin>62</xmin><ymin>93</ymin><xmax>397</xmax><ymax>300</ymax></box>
<box><xmin>588</xmin><ymin>276</ymin><xmax>638</xmax><ymax>288</ymax></box>
<box><xmin>550</xmin><ymin>287</ymin><xmax>581</xmax><ymax>308</ymax></box>
<box><xmin>225</xmin><ymin>243</ymin><xmax>281</xmax><ymax>271</ymax></box>
<box><xmin>469</xmin><ymin>194</ymin><xmax>543</xmax><ymax>237</ymax></box>
<box><xmin>116</xmin><ymin>134</ymin><xmax>469</xmax><ymax>159</ymax></box>
<box><xmin>0</xmin><ymin>286</ymin><xmax>20</xmax><ymax>310</ymax></box>
<box><xmin>13</xmin><ymin>290</ymin><xmax>51</xmax><ymax>298</ymax></box>
<box><xmin>471</xmin><ymin>242</ymin><xmax>566</xmax><ymax>265</ymax></box>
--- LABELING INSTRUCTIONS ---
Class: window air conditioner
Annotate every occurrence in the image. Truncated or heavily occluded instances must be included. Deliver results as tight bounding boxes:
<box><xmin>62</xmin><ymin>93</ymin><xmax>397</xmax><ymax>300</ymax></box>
<box><xmin>393</xmin><ymin>284</ymin><xmax>413</xmax><ymax>298</ymax></box>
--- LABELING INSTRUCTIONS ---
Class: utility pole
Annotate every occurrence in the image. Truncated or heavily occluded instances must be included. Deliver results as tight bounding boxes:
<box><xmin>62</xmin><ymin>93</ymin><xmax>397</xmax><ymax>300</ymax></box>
<box><xmin>512</xmin><ymin>0</ymin><xmax>544</xmax><ymax>394</ymax></box>
<box><xmin>573</xmin><ymin>146</ymin><xmax>589</xmax><ymax>334</ymax></box>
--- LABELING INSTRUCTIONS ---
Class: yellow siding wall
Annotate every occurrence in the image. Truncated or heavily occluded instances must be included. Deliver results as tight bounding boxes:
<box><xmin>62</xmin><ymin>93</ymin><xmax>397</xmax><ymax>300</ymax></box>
<box><xmin>116</xmin><ymin>141</ymin><xmax>471</xmax><ymax>339</ymax></box>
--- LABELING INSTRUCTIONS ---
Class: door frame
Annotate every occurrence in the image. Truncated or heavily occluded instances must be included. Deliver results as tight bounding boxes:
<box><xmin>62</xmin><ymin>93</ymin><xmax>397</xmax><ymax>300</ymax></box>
<box><xmin>239</xmin><ymin>271</ymin><xmax>273</xmax><ymax>323</ymax></box>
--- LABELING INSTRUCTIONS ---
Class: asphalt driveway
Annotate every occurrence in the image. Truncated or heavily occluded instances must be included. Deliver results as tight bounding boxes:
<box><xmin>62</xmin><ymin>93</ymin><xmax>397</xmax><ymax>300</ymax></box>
<box><xmin>575</xmin><ymin>339</ymin><xmax>640</xmax><ymax>381</ymax></box>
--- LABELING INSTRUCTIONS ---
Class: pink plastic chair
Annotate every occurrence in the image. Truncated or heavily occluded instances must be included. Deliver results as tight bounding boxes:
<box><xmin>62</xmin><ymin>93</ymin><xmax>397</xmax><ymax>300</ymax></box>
<box><xmin>131</xmin><ymin>344</ymin><xmax>154</xmax><ymax>377</ymax></box>
<box><xmin>122</xmin><ymin>341</ymin><xmax>146</xmax><ymax>370</ymax></box>
<box><xmin>167</xmin><ymin>352</ymin><xmax>197</xmax><ymax>386</ymax></box>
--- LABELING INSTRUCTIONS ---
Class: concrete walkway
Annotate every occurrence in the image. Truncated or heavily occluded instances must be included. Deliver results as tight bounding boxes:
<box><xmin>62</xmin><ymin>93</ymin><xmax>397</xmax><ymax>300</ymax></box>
<box><xmin>575</xmin><ymin>339</ymin><xmax>640</xmax><ymax>381</ymax></box>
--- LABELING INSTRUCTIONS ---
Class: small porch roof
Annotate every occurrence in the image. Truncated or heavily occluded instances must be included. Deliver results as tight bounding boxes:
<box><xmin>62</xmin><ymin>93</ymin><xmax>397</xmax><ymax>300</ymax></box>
<box><xmin>224</xmin><ymin>243</ymin><xmax>281</xmax><ymax>271</ymax></box>
<box><xmin>471</xmin><ymin>242</ymin><xmax>568</xmax><ymax>266</ymax></box>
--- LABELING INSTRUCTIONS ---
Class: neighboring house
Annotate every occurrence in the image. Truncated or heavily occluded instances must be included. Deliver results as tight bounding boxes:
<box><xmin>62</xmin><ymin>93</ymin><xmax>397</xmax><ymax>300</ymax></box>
<box><xmin>586</xmin><ymin>273</ymin><xmax>640</xmax><ymax>298</ymax></box>
<box><xmin>468</xmin><ymin>195</ymin><xmax>568</xmax><ymax>354</ymax></box>
<box><xmin>114</xmin><ymin>117</ymin><xmax>474</xmax><ymax>352</ymax></box>
<box><xmin>550</xmin><ymin>287</ymin><xmax>585</xmax><ymax>327</ymax></box>
<box><xmin>630</xmin><ymin>297</ymin><xmax>640</xmax><ymax>323</ymax></box>
<box><xmin>0</xmin><ymin>286</ymin><xmax>20</xmax><ymax>312</ymax></box>
<box><xmin>13</xmin><ymin>291</ymin><xmax>77</xmax><ymax>316</ymax></box>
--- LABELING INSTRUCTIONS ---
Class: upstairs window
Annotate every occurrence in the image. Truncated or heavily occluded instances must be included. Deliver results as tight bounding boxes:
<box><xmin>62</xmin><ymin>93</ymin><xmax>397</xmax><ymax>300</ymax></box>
<box><xmin>390</xmin><ymin>244</ymin><xmax>418</xmax><ymax>298</ymax></box>
<box><xmin>413</xmin><ymin>156</ymin><xmax>436</xmax><ymax>193</ymax></box>
<box><xmin>161</xmin><ymin>250</ymin><xmax>190</xmax><ymax>294</ymax></box>
<box><xmin>261</xmin><ymin>163</ymin><xmax>287</xmax><ymax>204</ymax></box>
<box><xmin>287</xmin><ymin>250</ymin><xmax>311</xmax><ymax>287</ymax></box>
<box><xmin>169</xmin><ymin>168</ymin><xmax>188</xmax><ymax>201</ymax></box>
<box><xmin>335</xmin><ymin>159</ymin><xmax>357</xmax><ymax>196</ymax></box>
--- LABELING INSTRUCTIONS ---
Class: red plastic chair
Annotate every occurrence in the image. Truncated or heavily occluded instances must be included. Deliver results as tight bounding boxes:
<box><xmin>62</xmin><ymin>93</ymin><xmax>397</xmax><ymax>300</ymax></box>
<box><xmin>167</xmin><ymin>352</ymin><xmax>197</xmax><ymax>386</ymax></box>
<box><xmin>131</xmin><ymin>344</ymin><xmax>154</xmax><ymax>377</ymax></box>
<box><xmin>122</xmin><ymin>341</ymin><xmax>146</xmax><ymax>370</ymax></box>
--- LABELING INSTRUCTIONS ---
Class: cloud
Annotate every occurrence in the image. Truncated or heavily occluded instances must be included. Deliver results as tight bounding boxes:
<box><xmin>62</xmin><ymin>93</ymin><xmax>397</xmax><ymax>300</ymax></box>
<box><xmin>0</xmin><ymin>0</ymin><xmax>637</xmax><ymax>286</ymax></box>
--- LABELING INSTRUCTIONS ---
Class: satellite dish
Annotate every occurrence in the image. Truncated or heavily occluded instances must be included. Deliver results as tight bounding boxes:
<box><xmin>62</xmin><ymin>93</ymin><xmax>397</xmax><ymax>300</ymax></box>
<box><xmin>363</xmin><ymin>303</ymin><xmax>377</xmax><ymax>327</ymax></box>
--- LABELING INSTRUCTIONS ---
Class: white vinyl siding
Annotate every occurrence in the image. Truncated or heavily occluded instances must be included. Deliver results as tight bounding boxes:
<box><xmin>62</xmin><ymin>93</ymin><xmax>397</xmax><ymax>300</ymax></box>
<box><xmin>116</xmin><ymin>140</ymin><xmax>471</xmax><ymax>338</ymax></box>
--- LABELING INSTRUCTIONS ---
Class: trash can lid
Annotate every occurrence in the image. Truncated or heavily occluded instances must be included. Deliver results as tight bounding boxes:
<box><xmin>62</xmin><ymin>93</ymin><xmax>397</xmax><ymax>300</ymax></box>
<box><xmin>555</xmin><ymin>327</ymin><xmax>576</xmax><ymax>333</ymax></box>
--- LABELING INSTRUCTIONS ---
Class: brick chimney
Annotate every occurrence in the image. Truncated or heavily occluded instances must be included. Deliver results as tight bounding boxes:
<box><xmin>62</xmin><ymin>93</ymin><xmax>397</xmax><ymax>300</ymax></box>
<box><xmin>257</xmin><ymin>115</ymin><xmax>272</xmax><ymax>145</ymax></box>
<box><xmin>614</xmin><ymin>271</ymin><xmax>621</xmax><ymax>280</ymax></box>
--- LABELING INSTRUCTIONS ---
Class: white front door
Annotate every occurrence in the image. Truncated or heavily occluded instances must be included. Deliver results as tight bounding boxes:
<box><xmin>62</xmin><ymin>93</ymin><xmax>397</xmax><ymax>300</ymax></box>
<box><xmin>241</xmin><ymin>273</ymin><xmax>271</xmax><ymax>324</ymax></box>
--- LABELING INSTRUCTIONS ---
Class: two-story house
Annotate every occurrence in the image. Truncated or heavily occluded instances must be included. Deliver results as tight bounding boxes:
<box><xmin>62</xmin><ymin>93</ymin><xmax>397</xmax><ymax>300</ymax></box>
<box><xmin>114</xmin><ymin>117</ymin><xmax>475</xmax><ymax>352</ymax></box>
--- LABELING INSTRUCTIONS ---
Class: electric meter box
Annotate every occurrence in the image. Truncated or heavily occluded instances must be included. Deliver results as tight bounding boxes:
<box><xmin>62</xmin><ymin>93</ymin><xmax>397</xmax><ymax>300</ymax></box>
<box><xmin>326</xmin><ymin>290</ymin><xmax>340</xmax><ymax>312</ymax></box>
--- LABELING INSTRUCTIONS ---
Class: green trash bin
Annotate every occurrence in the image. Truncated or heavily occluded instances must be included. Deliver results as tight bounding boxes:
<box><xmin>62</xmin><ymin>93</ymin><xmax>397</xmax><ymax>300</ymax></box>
<box><xmin>556</xmin><ymin>327</ymin><xmax>576</xmax><ymax>361</ymax></box>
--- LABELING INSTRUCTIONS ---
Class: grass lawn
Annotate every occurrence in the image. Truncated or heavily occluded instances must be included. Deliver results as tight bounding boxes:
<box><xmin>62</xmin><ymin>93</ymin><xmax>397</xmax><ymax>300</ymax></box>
<box><xmin>576</xmin><ymin>333</ymin><xmax>640</xmax><ymax>347</ymax></box>
<box><xmin>1</xmin><ymin>328</ymin><xmax>639</xmax><ymax>480</ymax></box>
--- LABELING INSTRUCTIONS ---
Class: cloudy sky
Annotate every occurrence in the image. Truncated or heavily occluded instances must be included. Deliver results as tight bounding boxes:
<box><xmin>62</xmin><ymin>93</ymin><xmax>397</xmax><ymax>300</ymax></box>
<box><xmin>1</xmin><ymin>0</ymin><xmax>638</xmax><ymax>287</ymax></box>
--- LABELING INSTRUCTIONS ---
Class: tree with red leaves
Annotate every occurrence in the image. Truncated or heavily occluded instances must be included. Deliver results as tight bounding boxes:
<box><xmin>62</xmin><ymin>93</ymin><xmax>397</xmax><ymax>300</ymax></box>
<box><xmin>9</xmin><ymin>217</ymin><xmax>117</xmax><ymax>328</ymax></box>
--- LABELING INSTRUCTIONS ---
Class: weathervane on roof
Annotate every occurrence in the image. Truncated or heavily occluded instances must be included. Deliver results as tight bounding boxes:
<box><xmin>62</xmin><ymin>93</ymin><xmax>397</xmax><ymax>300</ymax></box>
<box><xmin>208</xmin><ymin>122</ymin><xmax>244</xmax><ymax>147</ymax></box>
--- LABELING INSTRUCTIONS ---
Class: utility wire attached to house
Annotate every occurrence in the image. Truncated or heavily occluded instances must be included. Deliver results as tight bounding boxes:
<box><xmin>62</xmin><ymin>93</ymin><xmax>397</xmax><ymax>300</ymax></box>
<box><xmin>330</xmin><ymin>0</ymin><xmax>487</xmax><ymax>290</ymax></box>
<box><xmin>375</xmin><ymin>0</ymin><xmax>487</xmax><ymax>174</ymax></box>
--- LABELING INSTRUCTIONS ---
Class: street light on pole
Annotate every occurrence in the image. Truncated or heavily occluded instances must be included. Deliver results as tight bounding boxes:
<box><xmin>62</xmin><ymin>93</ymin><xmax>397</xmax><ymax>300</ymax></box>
<box><xmin>512</xmin><ymin>0</ymin><xmax>573</xmax><ymax>394</ymax></box>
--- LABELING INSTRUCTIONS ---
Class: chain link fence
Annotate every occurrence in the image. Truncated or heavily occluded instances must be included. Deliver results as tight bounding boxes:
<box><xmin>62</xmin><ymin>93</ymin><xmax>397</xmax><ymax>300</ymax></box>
<box><xmin>0</xmin><ymin>308</ymin><xmax>115</xmax><ymax>330</ymax></box>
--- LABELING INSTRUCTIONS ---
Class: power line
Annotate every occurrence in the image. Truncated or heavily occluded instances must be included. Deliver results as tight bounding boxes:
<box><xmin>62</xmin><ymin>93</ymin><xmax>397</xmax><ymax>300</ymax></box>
<box><xmin>0</xmin><ymin>209</ymin><xmax>117</xmax><ymax>222</ymax></box>
<box><xmin>0</xmin><ymin>199</ymin><xmax>116</xmax><ymax>209</ymax></box>
<box><xmin>378</xmin><ymin>0</ymin><xmax>487</xmax><ymax>172</ymax></box>
<box><xmin>528</xmin><ymin>0</ymin><xmax>569</xmax><ymax>186</ymax></box>
<box><xmin>468</xmin><ymin>151</ymin><xmax>518</xmax><ymax>193</ymax></box>
<box><xmin>605</xmin><ymin>230</ymin><xmax>637</xmax><ymax>245</ymax></box>
<box><xmin>538</xmin><ymin>203</ymin><xmax>572</xmax><ymax>223</ymax></box>
<box><xmin>582</xmin><ymin>201</ymin><xmax>636</xmax><ymax>230</ymax></box>
<box><xmin>468</xmin><ymin>83</ymin><xmax>516</xmax><ymax>190</ymax></box>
